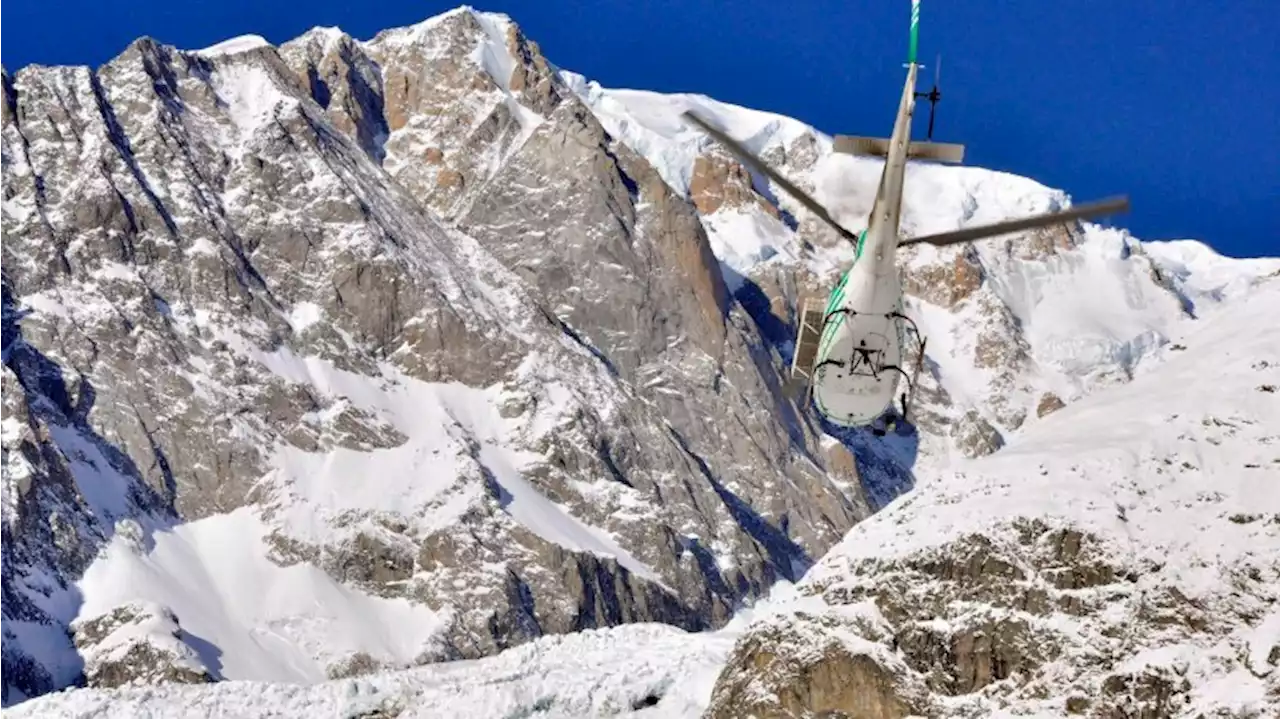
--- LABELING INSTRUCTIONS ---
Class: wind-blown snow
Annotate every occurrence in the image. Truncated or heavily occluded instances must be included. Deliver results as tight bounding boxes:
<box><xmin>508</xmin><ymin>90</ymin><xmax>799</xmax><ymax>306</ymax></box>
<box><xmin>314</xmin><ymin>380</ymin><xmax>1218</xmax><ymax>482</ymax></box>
<box><xmin>285</xmin><ymin>302</ymin><xmax>324</xmax><ymax>333</ymax></box>
<box><xmin>12</xmin><ymin>8</ymin><xmax>1280</xmax><ymax>716</ymax></box>
<box><xmin>207</xmin><ymin>62</ymin><xmax>294</xmax><ymax>138</ymax></box>
<box><xmin>1141</xmin><ymin>238</ymin><xmax>1280</xmax><ymax>309</ymax></box>
<box><xmin>362</xmin><ymin>6</ymin><xmax>545</xmax><ymax>183</ymax></box>
<box><xmin>192</xmin><ymin>35</ymin><xmax>271</xmax><ymax>57</ymax></box>
<box><xmin>560</xmin><ymin>69</ymin><xmax>1280</xmax><ymax>446</ymax></box>
<box><xmin>302</xmin><ymin>26</ymin><xmax>347</xmax><ymax>56</ymax></box>
<box><xmin>374</xmin><ymin>6</ymin><xmax>471</xmax><ymax>49</ymax></box>
<box><xmin>699</xmin><ymin>208</ymin><xmax>798</xmax><ymax>291</ymax></box>
<box><xmin>561</xmin><ymin>67</ymin><xmax>1064</xmax><ymax>243</ymax></box>
<box><xmin>468</xmin><ymin>10</ymin><xmax>546</xmax><ymax>156</ymax></box>
<box><xmin>985</xmin><ymin>226</ymin><xmax>1181</xmax><ymax>382</ymax></box>
<box><xmin>560</xmin><ymin>70</ymin><xmax>824</xmax><ymax>199</ymax></box>
<box><xmin>470</xmin><ymin>11</ymin><xmax>516</xmax><ymax>93</ymax></box>
<box><xmin>812</xmin><ymin>150</ymin><xmax>1066</xmax><ymax>238</ymax></box>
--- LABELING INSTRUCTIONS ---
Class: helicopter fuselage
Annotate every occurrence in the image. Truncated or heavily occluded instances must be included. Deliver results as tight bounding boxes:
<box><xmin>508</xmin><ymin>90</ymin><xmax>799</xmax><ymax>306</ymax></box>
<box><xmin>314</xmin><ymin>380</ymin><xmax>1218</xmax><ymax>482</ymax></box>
<box><xmin>809</xmin><ymin>62</ymin><xmax>920</xmax><ymax>428</ymax></box>
<box><xmin>810</xmin><ymin>242</ymin><xmax>907</xmax><ymax>427</ymax></box>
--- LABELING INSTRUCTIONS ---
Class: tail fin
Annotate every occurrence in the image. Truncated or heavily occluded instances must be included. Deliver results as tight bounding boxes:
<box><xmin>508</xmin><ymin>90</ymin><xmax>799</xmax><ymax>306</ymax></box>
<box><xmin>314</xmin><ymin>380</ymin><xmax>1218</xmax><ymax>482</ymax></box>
<box><xmin>908</xmin><ymin>0</ymin><xmax>921</xmax><ymax>65</ymax></box>
<box><xmin>834</xmin><ymin>135</ymin><xmax>965</xmax><ymax>164</ymax></box>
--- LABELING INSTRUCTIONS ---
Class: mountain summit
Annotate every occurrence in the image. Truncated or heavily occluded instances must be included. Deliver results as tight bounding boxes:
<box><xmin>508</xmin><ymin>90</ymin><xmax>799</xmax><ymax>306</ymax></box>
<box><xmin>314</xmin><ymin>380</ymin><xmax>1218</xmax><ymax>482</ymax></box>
<box><xmin>3</xmin><ymin>5</ymin><xmax>1276</xmax><ymax>713</ymax></box>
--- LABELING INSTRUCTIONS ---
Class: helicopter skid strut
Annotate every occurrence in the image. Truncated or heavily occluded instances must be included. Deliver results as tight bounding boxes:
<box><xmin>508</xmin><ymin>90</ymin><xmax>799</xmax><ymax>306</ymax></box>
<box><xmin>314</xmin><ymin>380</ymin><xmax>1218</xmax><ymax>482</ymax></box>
<box><xmin>871</xmin><ymin>312</ymin><xmax>927</xmax><ymax>436</ymax></box>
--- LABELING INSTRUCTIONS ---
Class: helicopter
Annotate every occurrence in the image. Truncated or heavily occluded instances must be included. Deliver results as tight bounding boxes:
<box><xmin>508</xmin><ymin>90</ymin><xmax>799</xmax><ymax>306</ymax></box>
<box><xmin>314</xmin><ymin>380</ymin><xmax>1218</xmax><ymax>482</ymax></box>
<box><xmin>683</xmin><ymin>0</ymin><xmax>1130</xmax><ymax>435</ymax></box>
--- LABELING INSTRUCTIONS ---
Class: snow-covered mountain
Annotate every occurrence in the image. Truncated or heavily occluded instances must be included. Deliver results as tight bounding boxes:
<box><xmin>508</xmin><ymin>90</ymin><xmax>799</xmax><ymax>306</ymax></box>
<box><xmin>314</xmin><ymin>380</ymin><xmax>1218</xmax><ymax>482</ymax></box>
<box><xmin>11</xmin><ymin>278</ymin><xmax>1280</xmax><ymax>717</ymax></box>
<box><xmin>3</xmin><ymin>4</ymin><xmax>1277</xmax><ymax>714</ymax></box>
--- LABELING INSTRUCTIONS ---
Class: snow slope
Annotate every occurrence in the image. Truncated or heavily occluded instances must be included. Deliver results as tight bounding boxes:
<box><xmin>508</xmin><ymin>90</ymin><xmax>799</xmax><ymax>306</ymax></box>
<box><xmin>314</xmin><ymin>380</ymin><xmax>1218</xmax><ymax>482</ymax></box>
<box><xmin>559</xmin><ymin>70</ymin><xmax>1277</xmax><ymax>336</ymax></box>
<box><xmin>7</xmin><ymin>6</ymin><xmax>1279</xmax><ymax>713</ymax></box>
<box><xmin>1142</xmin><ymin>238</ymin><xmax>1280</xmax><ymax>309</ymax></box>
<box><xmin>560</xmin><ymin>69</ymin><xmax>1063</xmax><ymax>273</ymax></box>
<box><xmin>59</xmin><ymin>335</ymin><xmax>667</xmax><ymax>684</ymax></box>
<box><xmin>818</xmin><ymin>278</ymin><xmax>1280</xmax><ymax>571</ymax></box>
<box><xmin>76</xmin><ymin>508</ymin><xmax>451</xmax><ymax>684</ymax></box>
<box><xmin>559</xmin><ymin>71</ymin><xmax>821</xmax><ymax>200</ymax></box>
<box><xmin>15</xmin><ymin>275</ymin><xmax>1279</xmax><ymax>717</ymax></box>
<box><xmin>193</xmin><ymin>35</ymin><xmax>271</xmax><ymax>57</ymax></box>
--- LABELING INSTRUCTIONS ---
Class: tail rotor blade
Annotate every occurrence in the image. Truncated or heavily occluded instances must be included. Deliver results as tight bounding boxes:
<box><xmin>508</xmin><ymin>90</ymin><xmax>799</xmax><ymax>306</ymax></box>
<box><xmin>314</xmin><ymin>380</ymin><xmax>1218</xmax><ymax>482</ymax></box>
<box><xmin>681</xmin><ymin>110</ymin><xmax>860</xmax><ymax>244</ymax></box>
<box><xmin>900</xmin><ymin>196</ymin><xmax>1131</xmax><ymax>248</ymax></box>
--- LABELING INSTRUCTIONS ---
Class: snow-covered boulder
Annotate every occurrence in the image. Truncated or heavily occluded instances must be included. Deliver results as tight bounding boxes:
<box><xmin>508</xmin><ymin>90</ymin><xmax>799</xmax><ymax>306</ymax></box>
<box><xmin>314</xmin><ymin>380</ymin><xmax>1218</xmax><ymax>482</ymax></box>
<box><xmin>71</xmin><ymin>601</ymin><xmax>214</xmax><ymax>689</ymax></box>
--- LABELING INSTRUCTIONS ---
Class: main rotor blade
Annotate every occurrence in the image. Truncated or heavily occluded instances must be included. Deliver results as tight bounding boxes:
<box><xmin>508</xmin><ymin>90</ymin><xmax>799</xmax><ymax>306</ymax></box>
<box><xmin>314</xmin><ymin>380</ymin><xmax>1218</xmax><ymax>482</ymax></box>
<box><xmin>900</xmin><ymin>196</ymin><xmax>1131</xmax><ymax>248</ymax></box>
<box><xmin>681</xmin><ymin>111</ymin><xmax>860</xmax><ymax>244</ymax></box>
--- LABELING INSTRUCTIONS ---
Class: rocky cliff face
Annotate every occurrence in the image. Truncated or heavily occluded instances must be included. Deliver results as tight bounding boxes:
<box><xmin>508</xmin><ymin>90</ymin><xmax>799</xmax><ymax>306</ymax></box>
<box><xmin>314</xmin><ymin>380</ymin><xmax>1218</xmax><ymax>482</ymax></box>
<box><xmin>1</xmin><ymin>8</ymin><xmax>868</xmax><ymax>702</ymax></box>
<box><xmin>4</xmin><ymin>5</ymin><xmax>1275</xmax><ymax>709</ymax></box>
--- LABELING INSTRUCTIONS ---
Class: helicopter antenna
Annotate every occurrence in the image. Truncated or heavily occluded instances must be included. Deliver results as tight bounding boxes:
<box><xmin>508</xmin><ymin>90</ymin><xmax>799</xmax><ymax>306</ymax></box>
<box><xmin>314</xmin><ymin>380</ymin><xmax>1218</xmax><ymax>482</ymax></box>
<box><xmin>914</xmin><ymin>53</ymin><xmax>942</xmax><ymax>140</ymax></box>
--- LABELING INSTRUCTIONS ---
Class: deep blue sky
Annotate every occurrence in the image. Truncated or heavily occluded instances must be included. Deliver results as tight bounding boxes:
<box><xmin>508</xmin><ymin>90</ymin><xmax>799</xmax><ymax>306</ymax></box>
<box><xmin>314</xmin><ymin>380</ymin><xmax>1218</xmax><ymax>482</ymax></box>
<box><xmin>5</xmin><ymin>0</ymin><xmax>1277</xmax><ymax>258</ymax></box>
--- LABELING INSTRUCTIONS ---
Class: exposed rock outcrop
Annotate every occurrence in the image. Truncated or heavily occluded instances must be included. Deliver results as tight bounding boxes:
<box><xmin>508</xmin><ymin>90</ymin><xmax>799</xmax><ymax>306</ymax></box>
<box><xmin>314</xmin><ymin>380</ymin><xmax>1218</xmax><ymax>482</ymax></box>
<box><xmin>71</xmin><ymin>602</ymin><xmax>214</xmax><ymax>689</ymax></box>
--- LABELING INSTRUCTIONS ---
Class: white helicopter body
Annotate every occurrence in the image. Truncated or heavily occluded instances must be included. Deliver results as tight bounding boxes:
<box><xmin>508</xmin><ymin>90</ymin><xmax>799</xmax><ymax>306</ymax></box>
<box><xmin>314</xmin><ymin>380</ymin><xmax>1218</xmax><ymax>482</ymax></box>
<box><xmin>808</xmin><ymin>58</ymin><xmax>919</xmax><ymax>429</ymax></box>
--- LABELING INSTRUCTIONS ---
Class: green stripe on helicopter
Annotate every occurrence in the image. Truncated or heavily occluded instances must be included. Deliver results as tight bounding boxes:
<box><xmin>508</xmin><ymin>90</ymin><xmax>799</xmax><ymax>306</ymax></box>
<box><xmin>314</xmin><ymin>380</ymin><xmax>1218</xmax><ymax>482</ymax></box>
<box><xmin>909</xmin><ymin>0</ymin><xmax>920</xmax><ymax>65</ymax></box>
<box><xmin>822</xmin><ymin>230</ymin><xmax>866</xmax><ymax>315</ymax></box>
<box><xmin>816</xmin><ymin>229</ymin><xmax>867</xmax><ymax>360</ymax></box>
